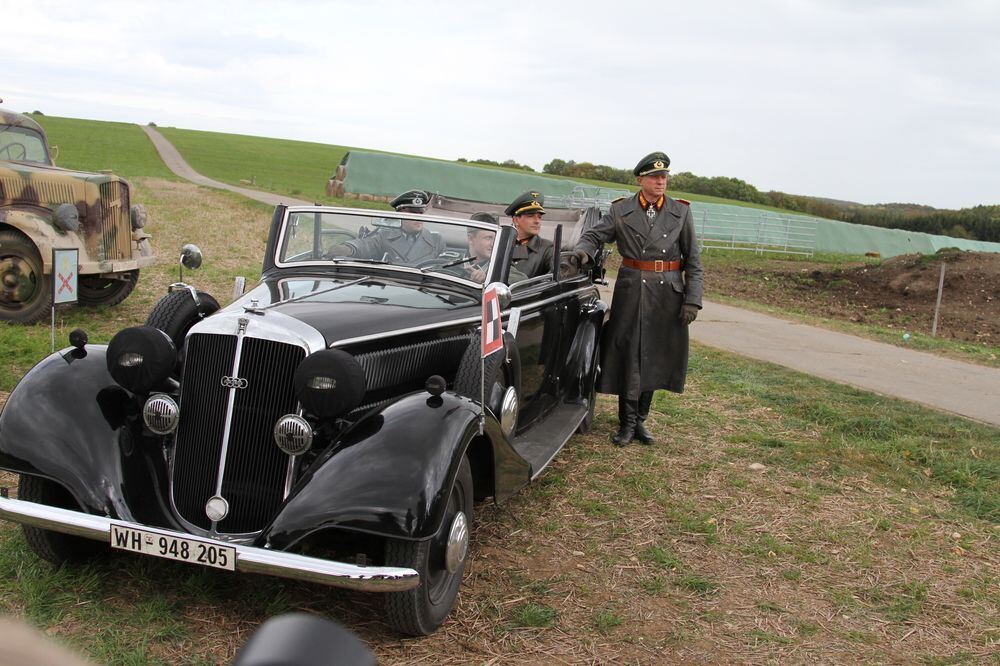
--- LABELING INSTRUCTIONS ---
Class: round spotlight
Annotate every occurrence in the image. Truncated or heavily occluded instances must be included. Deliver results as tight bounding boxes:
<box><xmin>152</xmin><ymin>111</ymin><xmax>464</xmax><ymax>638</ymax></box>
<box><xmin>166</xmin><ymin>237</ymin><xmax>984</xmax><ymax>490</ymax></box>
<box><xmin>106</xmin><ymin>326</ymin><xmax>176</xmax><ymax>393</ymax></box>
<box><xmin>425</xmin><ymin>375</ymin><xmax>446</xmax><ymax>397</ymax></box>
<box><xmin>273</xmin><ymin>415</ymin><xmax>313</xmax><ymax>456</ymax></box>
<box><xmin>53</xmin><ymin>203</ymin><xmax>80</xmax><ymax>231</ymax></box>
<box><xmin>143</xmin><ymin>394</ymin><xmax>179</xmax><ymax>434</ymax></box>
<box><xmin>205</xmin><ymin>495</ymin><xmax>229</xmax><ymax>522</ymax></box>
<box><xmin>292</xmin><ymin>349</ymin><xmax>367</xmax><ymax>420</ymax></box>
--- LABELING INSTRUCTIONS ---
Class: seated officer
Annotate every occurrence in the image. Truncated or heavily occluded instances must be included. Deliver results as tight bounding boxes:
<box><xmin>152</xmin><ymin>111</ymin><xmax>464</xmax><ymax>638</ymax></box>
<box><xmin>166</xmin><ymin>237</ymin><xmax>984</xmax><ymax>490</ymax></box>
<box><xmin>329</xmin><ymin>189</ymin><xmax>445</xmax><ymax>265</ymax></box>
<box><xmin>505</xmin><ymin>191</ymin><xmax>554</xmax><ymax>278</ymax></box>
<box><xmin>465</xmin><ymin>212</ymin><xmax>527</xmax><ymax>284</ymax></box>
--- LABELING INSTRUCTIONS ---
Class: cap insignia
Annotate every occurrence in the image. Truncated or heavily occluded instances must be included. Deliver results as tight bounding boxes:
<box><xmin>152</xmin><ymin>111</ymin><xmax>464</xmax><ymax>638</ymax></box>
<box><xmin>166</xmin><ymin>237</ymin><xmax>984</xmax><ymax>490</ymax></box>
<box><xmin>413</xmin><ymin>196</ymin><xmax>423</xmax><ymax>206</ymax></box>
<box><xmin>653</xmin><ymin>160</ymin><xmax>665</xmax><ymax>170</ymax></box>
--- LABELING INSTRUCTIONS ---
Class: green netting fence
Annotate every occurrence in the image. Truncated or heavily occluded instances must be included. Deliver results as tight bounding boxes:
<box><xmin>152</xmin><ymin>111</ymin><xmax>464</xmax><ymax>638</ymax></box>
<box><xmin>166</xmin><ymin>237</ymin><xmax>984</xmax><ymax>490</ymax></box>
<box><xmin>340</xmin><ymin>150</ymin><xmax>1000</xmax><ymax>258</ymax></box>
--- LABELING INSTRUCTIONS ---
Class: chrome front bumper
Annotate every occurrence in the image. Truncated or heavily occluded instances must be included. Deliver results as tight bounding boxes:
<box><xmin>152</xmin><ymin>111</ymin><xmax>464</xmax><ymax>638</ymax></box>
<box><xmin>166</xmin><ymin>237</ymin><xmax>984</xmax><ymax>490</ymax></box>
<box><xmin>0</xmin><ymin>497</ymin><xmax>419</xmax><ymax>592</ymax></box>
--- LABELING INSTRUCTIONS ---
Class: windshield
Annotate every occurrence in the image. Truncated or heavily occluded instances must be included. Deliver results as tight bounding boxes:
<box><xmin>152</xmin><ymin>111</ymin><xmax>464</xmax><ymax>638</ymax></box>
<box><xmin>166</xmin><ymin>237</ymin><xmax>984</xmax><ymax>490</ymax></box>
<box><xmin>0</xmin><ymin>126</ymin><xmax>50</xmax><ymax>165</ymax></box>
<box><xmin>278</xmin><ymin>209</ymin><xmax>501</xmax><ymax>284</ymax></box>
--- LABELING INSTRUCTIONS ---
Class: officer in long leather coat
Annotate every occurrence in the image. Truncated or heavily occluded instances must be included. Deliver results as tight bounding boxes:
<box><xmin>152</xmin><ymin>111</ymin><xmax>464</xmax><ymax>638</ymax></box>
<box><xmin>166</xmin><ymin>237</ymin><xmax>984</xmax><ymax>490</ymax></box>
<box><xmin>574</xmin><ymin>152</ymin><xmax>704</xmax><ymax>446</ymax></box>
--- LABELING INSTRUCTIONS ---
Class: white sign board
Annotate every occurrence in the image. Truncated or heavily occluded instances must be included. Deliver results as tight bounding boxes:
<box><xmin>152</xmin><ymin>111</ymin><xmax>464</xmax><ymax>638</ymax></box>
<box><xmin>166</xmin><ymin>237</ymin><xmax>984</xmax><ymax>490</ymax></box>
<box><xmin>52</xmin><ymin>248</ymin><xmax>78</xmax><ymax>305</ymax></box>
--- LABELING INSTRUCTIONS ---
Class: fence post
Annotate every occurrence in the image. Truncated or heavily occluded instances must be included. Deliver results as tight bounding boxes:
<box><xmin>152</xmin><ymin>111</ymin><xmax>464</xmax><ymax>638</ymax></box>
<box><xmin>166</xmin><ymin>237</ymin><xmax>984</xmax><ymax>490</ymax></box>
<box><xmin>931</xmin><ymin>262</ymin><xmax>946</xmax><ymax>337</ymax></box>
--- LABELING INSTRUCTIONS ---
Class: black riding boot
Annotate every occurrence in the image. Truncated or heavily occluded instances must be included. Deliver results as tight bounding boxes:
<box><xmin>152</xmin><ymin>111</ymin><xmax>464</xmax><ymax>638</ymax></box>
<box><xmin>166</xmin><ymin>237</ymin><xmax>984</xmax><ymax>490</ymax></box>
<box><xmin>634</xmin><ymin>391</ymin><xmax>655</xmax><ymax>445</ymax></box>
<box><xmin>612</xmin><ymin>398</ymin><xmax>638</xmax><ymax>446</ymax></box>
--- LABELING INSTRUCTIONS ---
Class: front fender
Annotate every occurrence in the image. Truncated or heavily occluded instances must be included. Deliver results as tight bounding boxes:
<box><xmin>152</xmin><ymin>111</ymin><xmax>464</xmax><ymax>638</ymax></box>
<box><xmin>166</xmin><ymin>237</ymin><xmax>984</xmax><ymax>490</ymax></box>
<box><xmin>265</xmin><ymin>390</ymin><xmax>528</xmax><ymax>548</ymax></box>
<box><xmin>0</xmin><ymin>346</ymin><xmax>176</xmax><ymax>528</ymax></box>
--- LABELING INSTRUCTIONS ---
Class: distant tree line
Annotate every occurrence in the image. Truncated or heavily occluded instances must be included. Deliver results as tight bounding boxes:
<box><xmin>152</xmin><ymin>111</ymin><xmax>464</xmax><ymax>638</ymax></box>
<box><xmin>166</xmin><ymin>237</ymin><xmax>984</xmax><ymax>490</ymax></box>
<box><xmin>457</xmin><ymin>157</ymin><xmax>534</xmax><ymax>172</ymax></box>
<box><xmin>541</xmin><ymin>156</ymin><xmax>1000</xmax><ymax>243</ymax></box>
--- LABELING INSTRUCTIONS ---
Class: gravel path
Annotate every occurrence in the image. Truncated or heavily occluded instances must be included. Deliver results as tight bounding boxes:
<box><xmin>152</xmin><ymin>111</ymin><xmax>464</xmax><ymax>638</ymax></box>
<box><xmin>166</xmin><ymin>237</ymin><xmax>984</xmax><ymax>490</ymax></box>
<box><xmin>143</xmin><ymin>127</ymin><xmax>1000</xmax><ymax>428</ymax></box>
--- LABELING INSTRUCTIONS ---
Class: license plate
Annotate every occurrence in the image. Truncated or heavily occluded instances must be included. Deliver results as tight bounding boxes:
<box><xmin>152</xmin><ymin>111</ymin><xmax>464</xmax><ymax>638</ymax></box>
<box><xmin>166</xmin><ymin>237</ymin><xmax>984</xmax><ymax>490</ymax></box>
<box><xmin>110</xmin><ymin>524</ymin><xmax>236</xmax><ymax>571</ymax></box>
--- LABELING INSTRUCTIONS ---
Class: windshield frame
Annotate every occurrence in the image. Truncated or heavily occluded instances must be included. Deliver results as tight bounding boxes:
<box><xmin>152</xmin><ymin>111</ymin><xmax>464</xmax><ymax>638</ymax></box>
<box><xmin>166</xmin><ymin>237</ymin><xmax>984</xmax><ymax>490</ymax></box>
<box><xmin>0</xmin><ymin>124</ymin><xmax>53</xmax><ymax>166</ymax></box>
<box><xmin>273</xmin><ymin>205</ymin><xmax>505</xmax><ymax>288</ymax></box>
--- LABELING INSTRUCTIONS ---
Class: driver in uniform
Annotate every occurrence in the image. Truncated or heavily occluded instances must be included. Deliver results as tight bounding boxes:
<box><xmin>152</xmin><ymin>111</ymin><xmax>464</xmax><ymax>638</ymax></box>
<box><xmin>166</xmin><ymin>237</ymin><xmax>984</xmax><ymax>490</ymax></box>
<box><xmin>466</xmin><ymin>212</ymin><xmax>527</xmax><ymax>284</ymax></box>
<box><xmin>328</xmin><ymin>189</ymin><xmax>446</xmax><ymax>265</ymax></box>
<box><xmin>505</xmin><ymin>191</ymin><xmax>554</xmax><ymax>278</ymax></box>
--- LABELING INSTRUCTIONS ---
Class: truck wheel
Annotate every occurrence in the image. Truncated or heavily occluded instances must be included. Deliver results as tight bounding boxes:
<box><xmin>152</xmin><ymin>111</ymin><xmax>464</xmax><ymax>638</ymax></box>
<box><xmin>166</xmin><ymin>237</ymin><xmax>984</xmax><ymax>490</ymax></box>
<box><xmin>77</xmin><ymin>270</ymin><xmax>139</xmax><ymax>307</ymax></box>
<box><xmin>0</xmin><ymin>229</ymin><xmax>52</xmax><ymax>324</ymax></box>
<box><xmin>146</xmin><ymin>290</ymin><xmax>220</xmax><ymax>351</ymax></box>
<box><xmin>383</xmin><ymin>455</ymin><xmax>473</xmax><ymax>636</ymax></box>
<box><xmin>19</xmin><ymin>475</ymin><xmax>103</xmax><ymax>564</ymax></box>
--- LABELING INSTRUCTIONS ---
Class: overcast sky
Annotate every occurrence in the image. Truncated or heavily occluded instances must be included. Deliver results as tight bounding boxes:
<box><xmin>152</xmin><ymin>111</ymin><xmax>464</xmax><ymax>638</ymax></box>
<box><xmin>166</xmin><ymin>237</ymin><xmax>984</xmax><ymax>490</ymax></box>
<box><xmin>3</xmin><ymin>0</ymin><xmax>998</xmax><ymax>209</ymax></box>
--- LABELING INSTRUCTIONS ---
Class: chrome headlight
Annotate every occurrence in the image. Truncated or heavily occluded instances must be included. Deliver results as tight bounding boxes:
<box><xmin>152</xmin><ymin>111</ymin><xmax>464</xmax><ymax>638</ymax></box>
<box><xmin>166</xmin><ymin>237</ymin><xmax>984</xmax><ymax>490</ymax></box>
<box><xmin>143</xmin><ymin>394</ymin><xmax>179</xmax><ymax>434</ymax></box>
<box><xmin>273</xmin><ymin>415</ymin><xmax>313</xmax><ymax>456</ymax></box>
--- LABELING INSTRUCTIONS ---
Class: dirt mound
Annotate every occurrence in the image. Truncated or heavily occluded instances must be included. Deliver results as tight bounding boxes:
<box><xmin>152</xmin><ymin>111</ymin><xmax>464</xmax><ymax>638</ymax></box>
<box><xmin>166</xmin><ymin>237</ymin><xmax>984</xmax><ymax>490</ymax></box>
<box><xmin>708</xmin><ymin>250</ymin><xmax>999</xmax><ymax>344</ymax></box>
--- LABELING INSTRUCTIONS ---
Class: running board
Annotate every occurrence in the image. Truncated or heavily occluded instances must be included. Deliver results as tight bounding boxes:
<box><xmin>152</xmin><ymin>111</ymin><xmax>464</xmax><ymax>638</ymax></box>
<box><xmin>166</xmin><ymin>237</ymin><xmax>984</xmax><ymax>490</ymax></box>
<box><xmin>511</xmin><ymin>403</ymin><xmax>588</xmax><ymax>479</ymax></box>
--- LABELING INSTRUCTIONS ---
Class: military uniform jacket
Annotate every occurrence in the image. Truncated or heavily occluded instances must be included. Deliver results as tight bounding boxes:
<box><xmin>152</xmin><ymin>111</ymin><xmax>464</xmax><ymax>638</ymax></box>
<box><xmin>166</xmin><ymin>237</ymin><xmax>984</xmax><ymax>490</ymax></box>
<box><xmin>511</xmin><ymin>234</ymin><xmax>554</xmax><ymax>278</ymax></box>
<box><xmin>575</xmin><ymin>194</ymin><xmax>704</xmax><ymax>395</ymax></box>
<box><xmin>347</xmin><ymin>227</ymin><xmax>446</xmax><ymax>265</ymax></box>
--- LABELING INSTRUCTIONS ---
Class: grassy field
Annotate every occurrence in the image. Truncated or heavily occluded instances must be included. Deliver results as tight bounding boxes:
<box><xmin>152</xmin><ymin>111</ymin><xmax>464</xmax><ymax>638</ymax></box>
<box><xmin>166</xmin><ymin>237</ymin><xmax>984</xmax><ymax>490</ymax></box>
<box><xmin>1</xmin><ymin>337</ymin><xmax>996</xmax><ymax>663</ymax></box>
<box><xmin>0</xmin><ymin>175</ymin><xmax>997</xmax><ymax>665</ymax></box>
<box><xmin>32</xmin><ymin>115</ymin><xmax>175</xmax><ymax>180</ymax></box>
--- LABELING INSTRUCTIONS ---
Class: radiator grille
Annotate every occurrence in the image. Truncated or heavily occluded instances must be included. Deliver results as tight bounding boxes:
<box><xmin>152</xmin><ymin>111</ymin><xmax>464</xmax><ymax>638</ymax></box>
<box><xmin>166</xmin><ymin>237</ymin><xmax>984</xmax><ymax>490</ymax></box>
<box><xmin>97</xmin><ymin>181</ymin><xmax>131</xmax><ymax>261</ymax></box>
<box><xmin>171</xmin><ymin>333</ymin><xmax>304</xmax><ymax>534</ymax></box>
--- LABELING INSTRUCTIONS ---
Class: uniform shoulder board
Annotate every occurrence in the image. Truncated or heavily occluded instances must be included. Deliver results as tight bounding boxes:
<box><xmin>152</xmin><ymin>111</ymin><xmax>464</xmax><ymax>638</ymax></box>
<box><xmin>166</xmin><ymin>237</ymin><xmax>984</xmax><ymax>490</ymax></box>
<box><xmin>610</xmin><ymin>196</ymin><xmax>626</xmax><ymax>204</ymax></box>
<box><xmin>675</xmin><ymin>198</ymin><xmax>691</xmax><ymax>206</ymax></box>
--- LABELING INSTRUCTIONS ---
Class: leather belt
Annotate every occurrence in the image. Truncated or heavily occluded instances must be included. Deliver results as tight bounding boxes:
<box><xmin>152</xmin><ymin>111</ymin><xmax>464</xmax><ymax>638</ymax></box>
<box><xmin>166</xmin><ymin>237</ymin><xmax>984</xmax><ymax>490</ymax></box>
<box><xmin>622</xmin><ymin>257</ymin><xmax>683</xmax><ymax>272</ymax></box>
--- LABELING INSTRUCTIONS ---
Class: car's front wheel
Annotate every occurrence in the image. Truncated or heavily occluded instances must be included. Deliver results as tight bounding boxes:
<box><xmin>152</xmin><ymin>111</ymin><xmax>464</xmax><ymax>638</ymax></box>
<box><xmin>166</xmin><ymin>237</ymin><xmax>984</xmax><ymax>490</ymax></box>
<box><xmin>19</xmin><ymin>475</ymin><xmax>104</xmax><ymax>565</ymax></box>
<box><xmin>383</xmin><ymin>455</ymin><xmax>473</xmax><ymax>636</ymax></box>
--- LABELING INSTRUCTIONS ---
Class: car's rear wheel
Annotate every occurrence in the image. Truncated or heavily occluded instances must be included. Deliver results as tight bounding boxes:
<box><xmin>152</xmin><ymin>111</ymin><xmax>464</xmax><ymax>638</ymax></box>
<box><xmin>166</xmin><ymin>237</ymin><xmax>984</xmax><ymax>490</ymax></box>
<box><xmin>0</xmin><ymin>229</ymin><xmax>52</xmax><ymax>324</ymax></box>
<box><xmin>577</xmin><ymin>340</ymin><xmax>600</xmax><ymax>434</ymax></box>
<box><xmin>383</xmin><ymin>455</ymin><xmax>473</xmax><ymax>636</ymax></box>
<box><xmin>77</xmin><ymin>269</ymin><xmax>139</xmax><ymax>307</ymax></box>
<box><xmin>146</xmin><ymin>290</ymin><xmax>220</xmax><ymax>352</ymax></box>
<box><xmin>19</xmin><ymin>474</ymin><xmax>104</xmax><ymax>564</ymax></box>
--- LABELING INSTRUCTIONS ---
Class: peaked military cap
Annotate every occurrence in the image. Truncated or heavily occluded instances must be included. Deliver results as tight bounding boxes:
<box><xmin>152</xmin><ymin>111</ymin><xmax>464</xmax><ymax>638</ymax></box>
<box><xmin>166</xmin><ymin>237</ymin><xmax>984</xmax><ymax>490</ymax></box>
<box><xmin>470</xmin><ymin>212</ymin><xmax>499</xmax><ymax>224</ymax></box>
<box><xmin>504</xmin><ymin>191</ymin><xmax>546</xmax><ymax>217</ymax></box>
<box><xmin>633</xmin><ymin>151</ymin><xmax>671</xmax><ymax>177</ymax></box>
<box><xmin>390</xmin><ymin>189</ymin><xmax>430</xmax><ymax>211</ymax></box>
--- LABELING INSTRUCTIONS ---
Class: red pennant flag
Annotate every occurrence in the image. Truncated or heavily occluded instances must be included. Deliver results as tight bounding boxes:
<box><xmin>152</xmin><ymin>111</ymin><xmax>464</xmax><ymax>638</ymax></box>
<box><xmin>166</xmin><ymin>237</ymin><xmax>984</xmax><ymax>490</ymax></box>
<box><xmin>481</xmin><ymin>286</ymin><xmax>503</xmax><ymax>357</ymax></box>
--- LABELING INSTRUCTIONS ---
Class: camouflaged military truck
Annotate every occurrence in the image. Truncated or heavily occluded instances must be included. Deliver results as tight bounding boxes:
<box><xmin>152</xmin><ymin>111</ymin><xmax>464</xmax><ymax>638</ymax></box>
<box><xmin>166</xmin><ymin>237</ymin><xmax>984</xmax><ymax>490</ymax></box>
<box><xmin>0</xmin><ymin>107</ymin><xmax>155</xmax><ymax>323</ymax></box>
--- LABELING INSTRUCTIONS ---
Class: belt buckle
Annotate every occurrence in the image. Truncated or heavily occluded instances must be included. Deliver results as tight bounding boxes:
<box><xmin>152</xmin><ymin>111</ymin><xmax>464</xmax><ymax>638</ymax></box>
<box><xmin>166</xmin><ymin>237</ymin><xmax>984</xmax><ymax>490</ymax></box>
<box><xmin>654</xmin><ymin>259</ymin><xmax>664</xmax><ymax>272</ymax></box>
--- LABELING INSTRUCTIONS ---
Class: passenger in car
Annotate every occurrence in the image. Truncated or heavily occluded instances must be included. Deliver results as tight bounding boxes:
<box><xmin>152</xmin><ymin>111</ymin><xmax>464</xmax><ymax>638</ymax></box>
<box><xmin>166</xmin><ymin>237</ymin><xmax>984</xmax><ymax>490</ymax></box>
<box><xmin>505</xmin><ymin>191</ymin><xmax>554</xmax><ymax>278</ymax></box>
<box><xmin>327</xmin><ymin>189</ymin><xmax>446</xmax><ymax>265</ymax></box>
<box><xmin>466</xmin><ymin>215</ymin><xmax>527</xmax><ymax>284</ymax></box>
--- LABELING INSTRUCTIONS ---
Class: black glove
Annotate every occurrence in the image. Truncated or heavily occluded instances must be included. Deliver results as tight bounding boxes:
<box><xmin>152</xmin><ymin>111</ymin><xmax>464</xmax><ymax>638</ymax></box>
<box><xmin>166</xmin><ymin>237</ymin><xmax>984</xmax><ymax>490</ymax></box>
<box><xmin>572</xmin><ymin>249</ymin><xmax>591</xmax><ymax>268</ymax></box>
<box><xmin>679</xmin><ymin>304</ymin><xmax>699</xmax><ymax>325</ymax></box>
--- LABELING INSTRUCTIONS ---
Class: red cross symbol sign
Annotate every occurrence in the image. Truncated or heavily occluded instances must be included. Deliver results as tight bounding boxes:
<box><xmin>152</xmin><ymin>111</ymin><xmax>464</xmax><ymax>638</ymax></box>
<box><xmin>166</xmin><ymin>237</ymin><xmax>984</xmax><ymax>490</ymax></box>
<box><xmin>57</xmin><ymin>270</ymin><xmax>75</xmax><ymax>295</ymax></box>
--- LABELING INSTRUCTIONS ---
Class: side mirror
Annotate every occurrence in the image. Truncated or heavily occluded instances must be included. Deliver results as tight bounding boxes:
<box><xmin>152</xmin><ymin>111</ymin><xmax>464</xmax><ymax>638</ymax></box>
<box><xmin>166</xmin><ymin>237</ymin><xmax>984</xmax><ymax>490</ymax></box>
<box><xmin>178</xmin><ymin>244</ymin><xmax>203</xmax><ymax>283</ymax></box>
<box><xmin>485</xmin><ymin>281</ymin><xmax>511</xmax><ymax>309</ymax></box>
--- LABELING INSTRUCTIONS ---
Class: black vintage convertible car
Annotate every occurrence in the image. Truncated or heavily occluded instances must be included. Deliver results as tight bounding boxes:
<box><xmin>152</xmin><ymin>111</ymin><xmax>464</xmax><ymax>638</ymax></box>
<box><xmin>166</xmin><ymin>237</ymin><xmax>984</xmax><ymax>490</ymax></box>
<box><xmin>0</xmin><ymin>200</ymin><xmax>607</xmax><ymax>635</ymax></box>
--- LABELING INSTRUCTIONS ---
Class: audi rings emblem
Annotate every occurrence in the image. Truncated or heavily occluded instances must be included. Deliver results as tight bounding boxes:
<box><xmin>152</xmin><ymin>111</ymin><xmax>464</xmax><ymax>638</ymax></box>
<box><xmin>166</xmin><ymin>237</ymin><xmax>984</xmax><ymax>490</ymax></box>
<box><xmin>221</xmin><ymin>376</ymin><xmax>248</xmax><ymax>389</ymax></box>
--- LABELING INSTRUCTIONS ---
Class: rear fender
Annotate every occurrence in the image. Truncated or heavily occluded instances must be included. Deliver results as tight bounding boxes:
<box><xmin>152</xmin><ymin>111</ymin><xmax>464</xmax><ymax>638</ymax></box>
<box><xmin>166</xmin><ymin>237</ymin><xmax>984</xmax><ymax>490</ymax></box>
<box><xmin>563</xmin><ymin>299</ymin><xmax>608</xmax><ymax>400</ymax></box>
<box><xmin>0</xmin><ymin>346</ymin><xmax>177</xmax><ymax>527</ymax></box>
<box><xmin>265</xmin><ymin>390</ymin><xmax>531</xmax><ymax>548</ymax></box>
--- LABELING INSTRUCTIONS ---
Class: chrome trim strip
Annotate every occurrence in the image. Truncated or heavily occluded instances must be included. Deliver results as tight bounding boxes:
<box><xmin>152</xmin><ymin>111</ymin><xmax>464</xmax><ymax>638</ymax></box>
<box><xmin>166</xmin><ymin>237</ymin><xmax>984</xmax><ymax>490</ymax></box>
<box><xmin>0</xmin><ymin>498</ymin><xmax>419</xmax><ymax>592</ymax></box>
<box><xmin>211</xmin><ymin>325</ymin><xmax>248</xmax><ymax>531</ymax></box>
<box><xmin>328</xmin><ymin>285</ymin><xmax>599</xmax><ymax>349</ymax></box>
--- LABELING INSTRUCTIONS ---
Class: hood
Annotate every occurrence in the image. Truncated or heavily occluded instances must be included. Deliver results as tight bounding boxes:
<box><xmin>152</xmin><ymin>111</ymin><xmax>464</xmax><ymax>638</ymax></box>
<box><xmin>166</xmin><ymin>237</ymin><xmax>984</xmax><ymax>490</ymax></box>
<box><xmin>216</xmin><ymin>275</ymin><xmax>481</xmax><ymax>346</ymax></box>
<box><xmin>0</xmin><ymin>161</ymin><xmax>123</xmax><ymax>219</ymax></box>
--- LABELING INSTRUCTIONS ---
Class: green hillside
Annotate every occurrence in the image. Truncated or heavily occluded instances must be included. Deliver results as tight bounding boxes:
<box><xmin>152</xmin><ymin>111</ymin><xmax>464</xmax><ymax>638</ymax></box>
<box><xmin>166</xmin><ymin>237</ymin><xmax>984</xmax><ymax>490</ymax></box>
<box><xmin>31</xmin><ymin>115</ymin><xmax>174</xmax><ymax>180</ymax></box>
<box><xmin>158</xmin><ymin>127</ymin><xmax>356</xmax><ymax>204</ymax></box>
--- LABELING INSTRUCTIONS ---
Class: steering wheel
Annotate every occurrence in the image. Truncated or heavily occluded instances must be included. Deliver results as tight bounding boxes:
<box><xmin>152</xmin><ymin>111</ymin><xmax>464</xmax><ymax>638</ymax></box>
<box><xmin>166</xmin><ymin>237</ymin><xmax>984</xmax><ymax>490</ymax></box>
<box><xmin>0</xmin><ymin>142</ymin><xmax>28</xmax><ymax>161</ymax></box>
